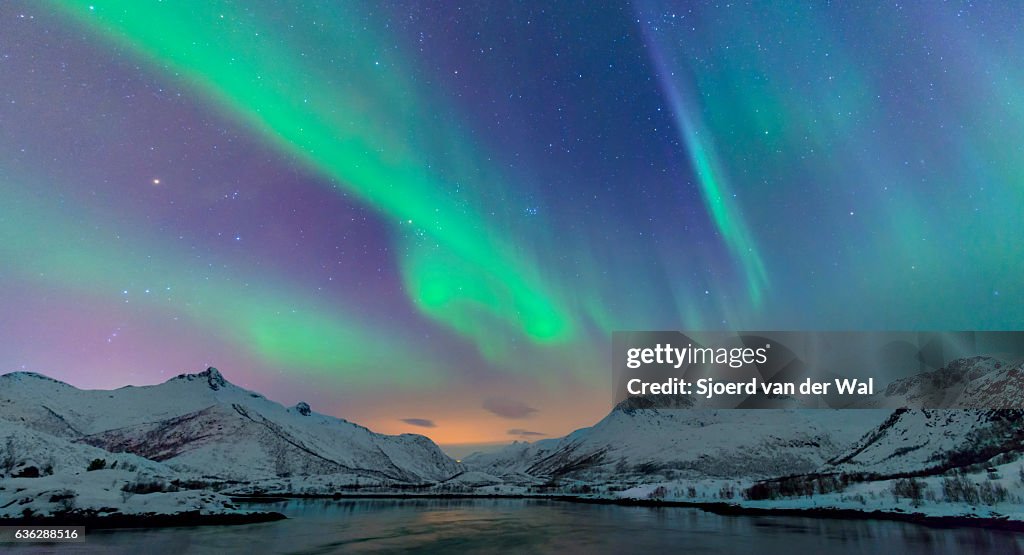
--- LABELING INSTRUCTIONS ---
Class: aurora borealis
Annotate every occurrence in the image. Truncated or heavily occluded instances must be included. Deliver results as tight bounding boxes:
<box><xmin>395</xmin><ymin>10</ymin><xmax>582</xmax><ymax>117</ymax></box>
<box><xmin>2</xmin><ymin>2</ymin><xmax>1022</xmax><ymax>447</ymax></box>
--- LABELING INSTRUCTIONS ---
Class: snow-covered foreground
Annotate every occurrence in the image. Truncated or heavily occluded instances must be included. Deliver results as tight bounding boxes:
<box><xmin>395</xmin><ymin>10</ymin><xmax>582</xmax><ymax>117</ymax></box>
<box><xmin>3</xmin><ymin>470</ymin><xmax>237</xmax><ymax>519</ymax></box>
<box><xmin>613</xmin><ymin>457</ymin><xmax>1024</xmax><ymax>525</ymax></box>
<box><xmin>3</xmin><ymin>358</ymin><xmax>1024</xmax><ymax>528</ymax></box>
<box><xmin>0</xmin><ymin>418</ymin><xmax>281</xmax><ymax>525</ymax></box>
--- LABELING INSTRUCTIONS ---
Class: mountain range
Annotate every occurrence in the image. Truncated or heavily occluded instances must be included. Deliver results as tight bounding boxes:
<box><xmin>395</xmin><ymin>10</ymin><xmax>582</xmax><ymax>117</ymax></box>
<box><xmin>3</xmin><ymin>355</ymin><xmax>1023</xmax><ymax>492</ymax></box>
<box><xmin>0</xmin><ymin>368</ymin><xmax>460</xmax><ymax>483</ymax></box>
<box><xmin>466</xmin><ymin>356</ymin><xmax>1024</xmax><ymax>483</ymax></box>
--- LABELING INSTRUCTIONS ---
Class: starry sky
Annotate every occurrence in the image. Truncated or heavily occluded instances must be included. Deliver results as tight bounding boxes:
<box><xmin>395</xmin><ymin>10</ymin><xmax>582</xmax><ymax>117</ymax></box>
<box><xmin>1</xmin><ymin>1</ymin><xmax>1022</xmax><ymax>449</ymax></box>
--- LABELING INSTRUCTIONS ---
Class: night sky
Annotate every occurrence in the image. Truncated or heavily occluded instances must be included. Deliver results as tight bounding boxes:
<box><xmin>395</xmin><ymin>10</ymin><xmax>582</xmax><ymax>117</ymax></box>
<box><xmin>2</xmin><ymin>1</ymin><xmax>1022</xmax><ymax>448</ymax></box>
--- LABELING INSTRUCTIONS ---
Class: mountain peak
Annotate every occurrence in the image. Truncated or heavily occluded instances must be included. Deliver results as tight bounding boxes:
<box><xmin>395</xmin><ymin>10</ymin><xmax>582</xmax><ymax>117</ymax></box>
<box><xmin>172</xmin><ymin>367</ymin><xmax>229</xmax><ymax>390</ymax></box>
<box><xmin>202</xmin><ymin>367</ymin><xmax>227</xmax><ymax>390</ymax></box>
<box><xmin>0</xmin><ymin>371</ymin><xmax>70</xmax><ymax>386</ymax></box>
<box><xmin>294</xmin><ymin>402</ymin><xmax>312</xmax><ymax>416</ymax></box>
<box><xmin>614</xmin><ymin>393</ymin><xmax>695</xmax><ymax>413</ymax></box>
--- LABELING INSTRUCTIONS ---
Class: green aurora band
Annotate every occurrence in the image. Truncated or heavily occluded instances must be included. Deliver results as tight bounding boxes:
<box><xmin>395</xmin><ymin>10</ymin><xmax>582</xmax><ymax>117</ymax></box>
<box><xmin>0</xmin><ymin>179</ymin><xmax>444</xmax><ymax>385</ymax></box>
<box><xmin>52</xmin><ymin>0</ymin><xmax>577</xmax><ymax>358</ymax></box>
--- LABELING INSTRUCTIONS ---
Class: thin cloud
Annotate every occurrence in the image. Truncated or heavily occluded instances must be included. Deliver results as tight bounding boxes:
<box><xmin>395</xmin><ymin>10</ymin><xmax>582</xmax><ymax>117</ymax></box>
<box><xmin>482</xmin><ymin>397</ymin><xmax>537</xmax><ymax>419</ymax></box>
<box><xmin>400</xmin><ymin>418</ymin><xmax>436</xmax><ymax>428</ymax></box>
<box><xmin>508</xmin><ymin>429</ymin><xmax>546</xmax><ymax>437</ymax></box>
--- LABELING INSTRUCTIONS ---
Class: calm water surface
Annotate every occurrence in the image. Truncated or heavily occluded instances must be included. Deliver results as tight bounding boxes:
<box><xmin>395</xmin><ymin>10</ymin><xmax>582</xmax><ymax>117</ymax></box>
<box><xmin>11</xmin><ymin>498</ymin><xmax>1024</xmax><ymax>554</ymax></box>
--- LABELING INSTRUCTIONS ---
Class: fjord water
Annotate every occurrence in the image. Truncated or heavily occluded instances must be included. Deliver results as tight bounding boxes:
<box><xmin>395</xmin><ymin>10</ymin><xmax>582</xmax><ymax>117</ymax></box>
<box><xmin>33</xmin><ymin>499</ymin><xmax>1024</xmax><ymax>554</ymax></box>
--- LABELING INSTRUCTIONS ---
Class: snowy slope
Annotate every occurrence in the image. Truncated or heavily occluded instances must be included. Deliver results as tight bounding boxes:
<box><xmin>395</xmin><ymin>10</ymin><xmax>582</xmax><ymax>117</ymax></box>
<box><xmin>0</xmin><ymin>419</ymin><xmax>170</xmax><ymax>478</ymax></box>
<box><xmin>855</xmin><ymin>356</ymin><xmax>1024</xmax><ymax>409</ymax></box>
<box><xmin>465</xmin><ymin>438</ymin><xmax>562</xmax><ymax>474</ymax></box>
<box><xmin>0</xmin><ymin>419</ymin><xmax>237</xmax><ymax>521</ymax></box>
<box><xmin>1</xmin><ymin>469</ymin><xmax>242</xmax><ymax>520</ymax></box>
<box><xmin>0</xmin><ymin>368</ymin><xmax>461</xmax><ymax>483</ymax></box>
<box><xmin>816</xmin><ymin>357</ymin><xmax>1024</xmax><ymax>477</ymax></box>
<box><xmin>823</xmin><ymin>409</ymin><xmax>1024</xmax><ymax>477</ymax></box>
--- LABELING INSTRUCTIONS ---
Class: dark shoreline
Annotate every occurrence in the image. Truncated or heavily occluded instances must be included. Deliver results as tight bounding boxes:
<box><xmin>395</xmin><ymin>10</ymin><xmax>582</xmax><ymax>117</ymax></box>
<box><xmin>0</xmin><ymin>510</ymin><xmax>286</xmax><ymax>530</ymax></box>
<box><xmin>230</xmin><ymin>493</ymin><xmax>1024</xmax><ymax>532</ymax></box>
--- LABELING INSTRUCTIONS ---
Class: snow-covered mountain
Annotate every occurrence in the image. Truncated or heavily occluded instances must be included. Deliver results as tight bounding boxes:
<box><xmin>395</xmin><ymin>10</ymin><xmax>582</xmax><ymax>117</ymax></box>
<box><xmin>5</xmin><ymin>355</ymin><xmax>1023</xmax><ymax>499</ymax></box>
<box><xmin>854</xmin><ymin>356</ymin><xmax>1024</xmax><ymax>409</ymax></box>
<box><xmin>809</xmin><ymin>357</ymin><xmax>1024</xmax><ymax>477</ymax></box>
<box><xmin>466</xmin><ymin>401</ymin><xmax>890</xmax><ymax>482</ymax></box>
<box><xmin>0</xmin><ymin>368</ymin><xmax>461</xmax><ymax>483</ymax></box>
<box><xmin>822</xmin><ymin>408</ymin><xmax>1024</xmax><ymax>477</ymax></box>
<box><xmin>469</xmin><ymin>356</ymin><xmax>1024</xmax><ymax>483</ymax></box>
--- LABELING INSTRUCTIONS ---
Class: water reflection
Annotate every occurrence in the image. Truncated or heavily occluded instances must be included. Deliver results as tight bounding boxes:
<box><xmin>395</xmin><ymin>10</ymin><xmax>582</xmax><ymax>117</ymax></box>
<box><xmin>14</xmin><ymin>498</ymin><xmax>1024</xmax><ymax>554</ymax></box>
